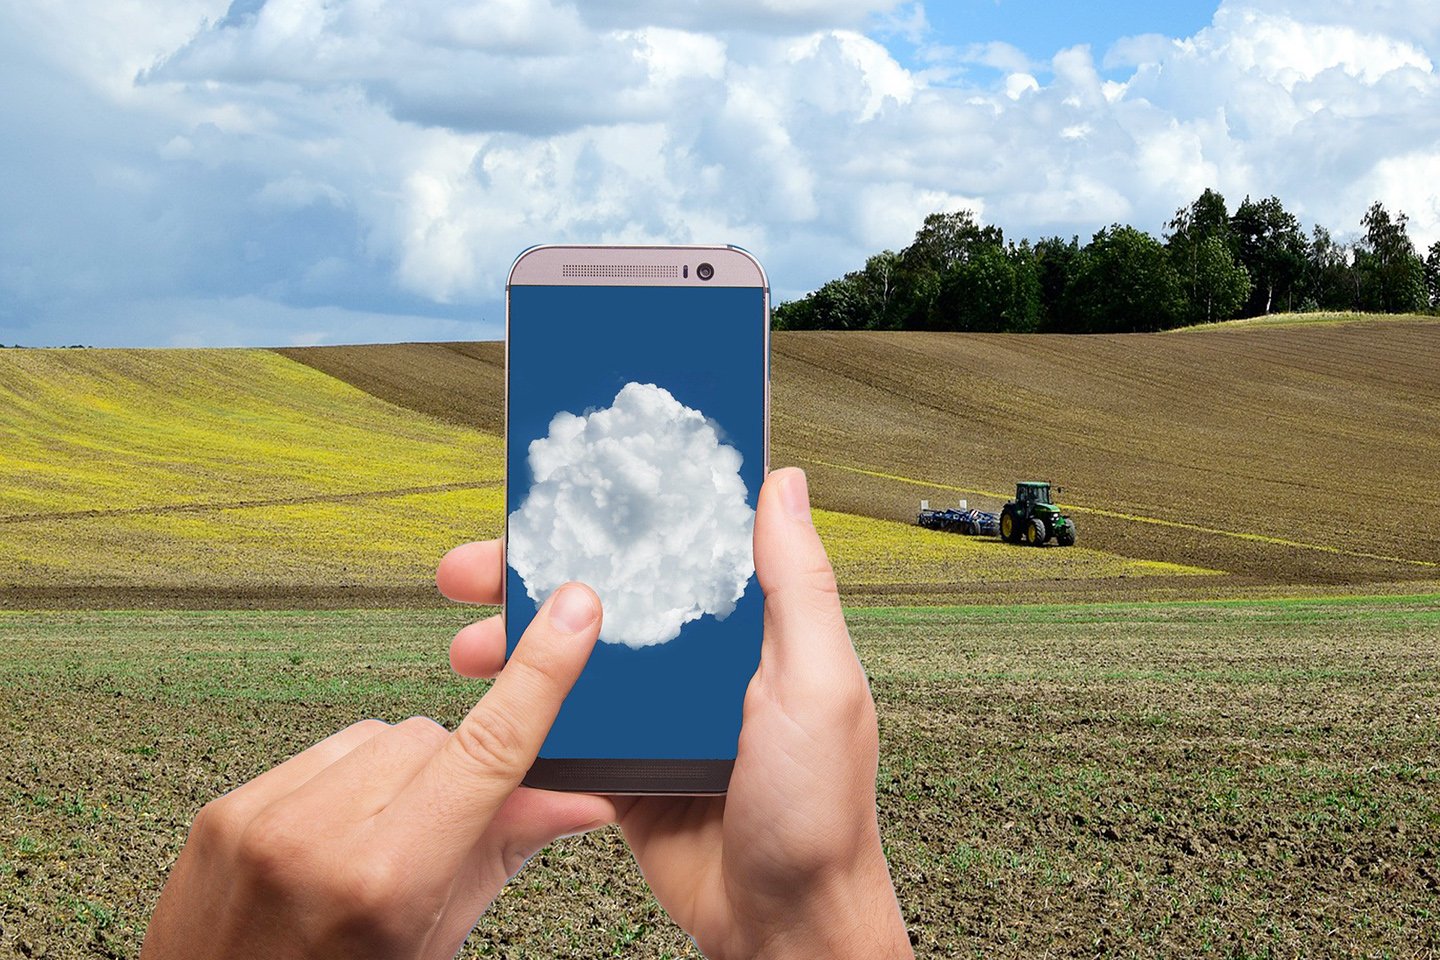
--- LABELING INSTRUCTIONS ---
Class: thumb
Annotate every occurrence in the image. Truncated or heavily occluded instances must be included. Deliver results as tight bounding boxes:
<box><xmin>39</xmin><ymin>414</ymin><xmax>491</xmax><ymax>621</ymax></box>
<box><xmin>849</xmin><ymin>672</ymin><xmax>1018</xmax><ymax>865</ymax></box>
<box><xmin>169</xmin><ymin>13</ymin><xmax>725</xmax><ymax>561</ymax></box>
<box><xmin>482</xmin><ymin>787</ymin><xmax>618</xmax><ymax>880</ymax></box>
<box><xmin>753</xmin><ymin>468</ymin><xmax>862</xmax><ymax>696</ymax></box>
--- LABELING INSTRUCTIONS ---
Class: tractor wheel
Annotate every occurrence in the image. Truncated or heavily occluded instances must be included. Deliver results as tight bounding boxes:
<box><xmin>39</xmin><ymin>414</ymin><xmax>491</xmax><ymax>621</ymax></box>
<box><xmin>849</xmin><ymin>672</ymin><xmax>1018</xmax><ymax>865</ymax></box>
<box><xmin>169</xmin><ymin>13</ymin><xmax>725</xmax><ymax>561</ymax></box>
<box><xmin>1026</xmin><ymin>517</ymin><xmax>1047</xmax><ymax>546</ymax></box>
<box><xmin>1057</xmin><ymin>523</ymin><xmax>1076</xmax><ymax>547</ymax></box>
<box><xmin>1000</xmin><ymin>510</ymin><xmax>1018</xmax><ymax>543</ymax></box>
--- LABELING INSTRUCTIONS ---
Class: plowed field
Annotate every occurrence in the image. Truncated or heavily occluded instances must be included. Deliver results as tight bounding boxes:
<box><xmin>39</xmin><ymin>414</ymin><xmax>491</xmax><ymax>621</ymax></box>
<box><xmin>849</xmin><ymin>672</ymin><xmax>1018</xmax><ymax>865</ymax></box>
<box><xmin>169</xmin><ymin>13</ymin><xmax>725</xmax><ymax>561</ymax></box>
<box><xmin>276</xmin><ymin>341</ymin><xmax>505</xmax><ymax>433</ymax></box>
<box><xmin>771</xmin><ymin>319</ymin><xmax>1440</xmax><ymax>593</ymax></box>
<box><xmin>3</xmin><ymin>315</ymin><xmax>1435</xmax><ymax>605</ymax></box>
<box><xmin>4</xmin><ymin>318</ymin><xmax>1438</xmax><ymax>959</ymax></box>
<box><xmin>281</xmin><ymin>315</ymin><xmax>1440</xmax><ymax>601</ymax></box>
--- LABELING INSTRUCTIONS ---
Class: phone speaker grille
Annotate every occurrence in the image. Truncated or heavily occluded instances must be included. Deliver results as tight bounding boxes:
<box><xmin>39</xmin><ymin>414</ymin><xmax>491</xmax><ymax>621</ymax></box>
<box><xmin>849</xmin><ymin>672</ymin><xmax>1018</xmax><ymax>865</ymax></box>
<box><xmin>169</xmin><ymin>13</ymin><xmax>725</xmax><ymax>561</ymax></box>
<box><xmin>561</xmin><ymin>263</ymin><xmax>680</xmax><ymax>278</ymax></box>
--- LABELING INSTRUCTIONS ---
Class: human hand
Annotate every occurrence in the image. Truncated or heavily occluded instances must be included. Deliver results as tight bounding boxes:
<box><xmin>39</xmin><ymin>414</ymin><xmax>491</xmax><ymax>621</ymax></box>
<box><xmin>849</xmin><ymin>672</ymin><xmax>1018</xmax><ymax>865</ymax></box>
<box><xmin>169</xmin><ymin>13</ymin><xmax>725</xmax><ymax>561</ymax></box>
<box><xmin>142</xmin><ymin>582</ymin><xmax>614</xmax><ymax>960</ymax></box>
<box><xmin>446</xmin><ymin>467</ymin><xmax>912</xmax><ymax>960</ymax></box>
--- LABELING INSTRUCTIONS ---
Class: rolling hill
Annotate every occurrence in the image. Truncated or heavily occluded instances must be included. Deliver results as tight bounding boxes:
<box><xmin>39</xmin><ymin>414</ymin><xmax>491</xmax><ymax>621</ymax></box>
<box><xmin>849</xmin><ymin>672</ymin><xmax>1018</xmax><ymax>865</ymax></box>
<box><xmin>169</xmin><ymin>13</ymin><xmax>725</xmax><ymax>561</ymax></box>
<box><xmin>2</xmin><ymin>315</ymin><xmax>1435</xmax><ymax>606</ymax></box>
<box><xmin>287</xmin><ymin>315</ymin><xmax>1440</xmax><ymax>599</ymax></box>
<box><xmin>0</xmin><ymin>348</ymin><xmax>503</xmax><ymax>606</ymax></box>
<box><xmin>1</xmin><ymin>344</ymin><xmax>1197</xmax><ymax>607</ymax></box>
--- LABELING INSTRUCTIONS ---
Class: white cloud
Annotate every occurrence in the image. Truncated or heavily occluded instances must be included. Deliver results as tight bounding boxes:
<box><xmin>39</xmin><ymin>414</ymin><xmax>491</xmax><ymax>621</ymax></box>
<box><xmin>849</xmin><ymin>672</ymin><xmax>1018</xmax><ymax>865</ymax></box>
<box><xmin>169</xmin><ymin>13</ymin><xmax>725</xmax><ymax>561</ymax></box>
<box><xmin>506</xmin><ymin>382</ymin><xmax>755</xmax><ymax>650</ymax></box>
<box><xmin>872</xmin><ymin>2</ymin><xmax>928</xmax><ymax>45</ymax></box>
<box><xmin>1108</xmin><ymin>1</ymin><xmax>1440</xmax><ymax>244</ymax></box>
<box><xmin>963</xmin><ymin>40</ymin><xmax>1036</xmax><ymax>75</ymax></box>
<box><xmin>575</xmin><ymin>0</ymin><xmax>905</xmax><ymax>33</ymax></box>
<box><xmin>1004</xmin><ymin>72</ymin><xmax>1039</xmax><ymax>100</ymax></box>
<box><xmin>629</xmin><ymin>27</ymin><xmax>727</xmax><ymax>83</ymax></box>
<box><xmin>254</xmin><ymin>173</ymin><xmax>347</xmax><ymax>210</ymax></box>
<box><xmin>4</xmin><ymin>0</ymin><xmax>1440</xmax><ymax>346</ymax></box>
<box><xmin>1197</xmin><ymin>7</ymin><xmax>1432</xmax><ymax>90</ymax></box>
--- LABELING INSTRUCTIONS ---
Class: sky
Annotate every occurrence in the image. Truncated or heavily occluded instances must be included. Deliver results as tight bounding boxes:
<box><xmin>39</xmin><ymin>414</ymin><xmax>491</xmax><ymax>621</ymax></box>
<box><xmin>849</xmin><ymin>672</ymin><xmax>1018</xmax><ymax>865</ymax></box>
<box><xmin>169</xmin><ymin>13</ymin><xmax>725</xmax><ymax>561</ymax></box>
<box><xmin>2</xmin><ymin>0</ymin><xmax>1438</xmax><ymax>347</ymax></box>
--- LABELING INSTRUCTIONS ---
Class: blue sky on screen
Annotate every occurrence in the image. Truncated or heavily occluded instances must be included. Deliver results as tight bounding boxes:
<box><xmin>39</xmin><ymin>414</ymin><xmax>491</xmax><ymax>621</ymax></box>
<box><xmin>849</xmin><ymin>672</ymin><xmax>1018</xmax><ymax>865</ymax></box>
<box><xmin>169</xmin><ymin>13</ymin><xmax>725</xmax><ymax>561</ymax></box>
<box><xmin>504</xmin><ymin>284</ymin><xmax>766</xmax><ymax>759</ymax></box>
<box><xmin>1</xmin><ymin>1</ymin><xmax>1437</xmax><ymax>347</ymax></box>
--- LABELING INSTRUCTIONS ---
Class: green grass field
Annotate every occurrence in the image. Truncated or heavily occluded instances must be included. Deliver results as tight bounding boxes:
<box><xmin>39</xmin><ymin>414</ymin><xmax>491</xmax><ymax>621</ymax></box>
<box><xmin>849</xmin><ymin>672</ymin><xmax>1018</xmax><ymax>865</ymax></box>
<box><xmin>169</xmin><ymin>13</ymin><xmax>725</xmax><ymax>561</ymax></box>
<box><xmin>3</xmin><ymin>597</ymin><xmax>1436</xmax><ymax>958</ymax></box>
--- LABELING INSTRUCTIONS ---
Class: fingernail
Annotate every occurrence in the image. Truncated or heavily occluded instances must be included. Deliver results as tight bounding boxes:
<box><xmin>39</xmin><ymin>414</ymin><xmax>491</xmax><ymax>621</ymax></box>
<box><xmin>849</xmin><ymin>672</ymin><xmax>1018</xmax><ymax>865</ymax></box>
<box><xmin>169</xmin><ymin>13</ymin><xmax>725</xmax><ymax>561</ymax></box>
<box><xmin>548</xmin><ymin>584</ymin><xmax>598</xmax><ymax>633</ymax></box>
<box><xmin>780</xmin><ymin>469</ymin><xmax>812</xmax><ymax>523</ymax></box>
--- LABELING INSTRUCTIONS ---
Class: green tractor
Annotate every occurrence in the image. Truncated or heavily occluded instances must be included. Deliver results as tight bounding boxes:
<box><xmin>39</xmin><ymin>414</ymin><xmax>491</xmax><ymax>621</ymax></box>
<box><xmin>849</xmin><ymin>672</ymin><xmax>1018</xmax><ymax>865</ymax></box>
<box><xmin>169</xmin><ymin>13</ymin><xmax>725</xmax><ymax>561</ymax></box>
<box><xmin>999</xmin><ymin>481</ymin><xmax>1076</xmax><ymax>547</ymax></box>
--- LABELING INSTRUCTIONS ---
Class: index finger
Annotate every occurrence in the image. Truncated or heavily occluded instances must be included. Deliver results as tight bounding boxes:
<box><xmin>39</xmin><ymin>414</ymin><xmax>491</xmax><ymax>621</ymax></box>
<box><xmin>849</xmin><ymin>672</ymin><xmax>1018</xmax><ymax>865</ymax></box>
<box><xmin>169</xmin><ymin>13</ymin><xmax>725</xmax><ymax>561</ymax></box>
<box><xmin>436</xmin><ymin>539</ymin><xmax>504</xmax><ymax>604</ymax></box>
<box><xmin>378</xmin><ymin>581</ymin><xmax>601</xmax><ymax>860</ymax></box>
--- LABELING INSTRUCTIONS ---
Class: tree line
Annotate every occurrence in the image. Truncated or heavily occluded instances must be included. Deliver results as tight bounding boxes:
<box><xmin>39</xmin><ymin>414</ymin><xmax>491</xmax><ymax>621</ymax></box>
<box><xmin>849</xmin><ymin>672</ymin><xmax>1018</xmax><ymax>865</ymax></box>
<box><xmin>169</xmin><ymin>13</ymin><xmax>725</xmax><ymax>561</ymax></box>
<box><xmin>773</xmin><ymin>189</ymin><xmax>1440</xmax><ymax>333</ymax></box>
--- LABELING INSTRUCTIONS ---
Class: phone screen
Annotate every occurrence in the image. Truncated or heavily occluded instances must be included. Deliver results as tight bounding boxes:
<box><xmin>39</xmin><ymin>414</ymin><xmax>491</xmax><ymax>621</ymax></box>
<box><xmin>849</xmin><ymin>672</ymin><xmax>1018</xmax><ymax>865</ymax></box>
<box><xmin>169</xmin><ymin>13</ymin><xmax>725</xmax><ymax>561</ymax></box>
<box><xmin>505</xmin><ymin>282</ymin><xmax>767</xmax><ymax>761</ymax></box>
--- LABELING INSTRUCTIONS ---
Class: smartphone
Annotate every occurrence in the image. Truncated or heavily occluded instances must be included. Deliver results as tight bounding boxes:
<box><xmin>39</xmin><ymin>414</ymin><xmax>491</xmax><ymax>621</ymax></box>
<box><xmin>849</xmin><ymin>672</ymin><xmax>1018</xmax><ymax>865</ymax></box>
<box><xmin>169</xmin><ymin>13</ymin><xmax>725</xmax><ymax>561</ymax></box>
<box><xmin>504</xmin><ymin>245</ymin><xmax>770</xmax><ymax>794</ymax></box>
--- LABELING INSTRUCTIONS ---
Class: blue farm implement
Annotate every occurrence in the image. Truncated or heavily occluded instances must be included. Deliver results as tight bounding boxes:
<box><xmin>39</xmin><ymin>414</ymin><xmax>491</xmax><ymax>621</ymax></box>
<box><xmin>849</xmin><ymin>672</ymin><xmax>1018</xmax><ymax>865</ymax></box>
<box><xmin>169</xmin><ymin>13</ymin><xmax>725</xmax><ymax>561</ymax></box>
<box><xmin>916</xmin><ymin>500</ymin><xmax>1000</xmax><ymax>537</ymax></box>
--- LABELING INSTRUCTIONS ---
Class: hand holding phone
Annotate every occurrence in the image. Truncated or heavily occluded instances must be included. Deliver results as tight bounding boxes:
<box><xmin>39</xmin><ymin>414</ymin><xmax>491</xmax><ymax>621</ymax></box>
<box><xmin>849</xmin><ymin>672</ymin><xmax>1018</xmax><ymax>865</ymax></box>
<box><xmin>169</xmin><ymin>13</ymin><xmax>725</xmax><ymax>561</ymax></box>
<box><xmin>444</xmin><ymin>469</ymin><xmax>914</xmax><ymax>960</ymax></box>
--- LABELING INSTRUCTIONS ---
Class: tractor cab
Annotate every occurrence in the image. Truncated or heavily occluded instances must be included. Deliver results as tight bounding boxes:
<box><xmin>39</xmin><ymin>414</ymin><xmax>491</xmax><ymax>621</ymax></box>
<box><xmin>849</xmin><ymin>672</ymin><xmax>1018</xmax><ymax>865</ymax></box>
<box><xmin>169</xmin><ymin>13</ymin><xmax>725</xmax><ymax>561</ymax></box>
<box><xmin>1016</xmin><ymin>482</ymin><xmax>1052</xmax><ymax>506</ymax></box>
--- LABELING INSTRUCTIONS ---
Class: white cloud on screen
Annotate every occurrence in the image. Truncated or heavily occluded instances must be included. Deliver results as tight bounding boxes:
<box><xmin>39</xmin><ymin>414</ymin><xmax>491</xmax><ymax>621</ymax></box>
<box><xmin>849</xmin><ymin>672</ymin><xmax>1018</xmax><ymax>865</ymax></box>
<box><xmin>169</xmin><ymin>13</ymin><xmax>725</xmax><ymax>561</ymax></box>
<box><xmin>506</xmin><ymin>382</ymin><xmax>755</xmax><ymax>650</ymax></box>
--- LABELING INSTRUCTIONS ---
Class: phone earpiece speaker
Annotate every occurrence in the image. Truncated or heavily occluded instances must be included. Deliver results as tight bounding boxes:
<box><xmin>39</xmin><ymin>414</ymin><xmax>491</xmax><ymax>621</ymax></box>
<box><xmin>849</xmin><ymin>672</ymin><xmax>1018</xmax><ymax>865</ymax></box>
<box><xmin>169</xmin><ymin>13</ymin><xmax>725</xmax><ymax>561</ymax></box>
<box><xmin>560</xmin><ymin>264</ymin><xmax>680</xmax><ymax>278</ymax></box>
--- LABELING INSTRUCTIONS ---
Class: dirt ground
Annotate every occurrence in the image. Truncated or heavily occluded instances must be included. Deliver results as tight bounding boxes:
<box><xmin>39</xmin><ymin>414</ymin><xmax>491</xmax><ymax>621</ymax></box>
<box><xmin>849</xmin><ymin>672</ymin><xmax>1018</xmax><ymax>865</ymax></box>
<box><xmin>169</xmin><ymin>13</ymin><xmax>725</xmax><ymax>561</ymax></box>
<box><xmin>767</xmin><ymin>321</ymin><xmax>1440</xmax><ymax>590</ymax></box>
<box><xmin>3</xmin><ymin>599</ymin><xmax>1436</xmax><ymax>958</ymax></box>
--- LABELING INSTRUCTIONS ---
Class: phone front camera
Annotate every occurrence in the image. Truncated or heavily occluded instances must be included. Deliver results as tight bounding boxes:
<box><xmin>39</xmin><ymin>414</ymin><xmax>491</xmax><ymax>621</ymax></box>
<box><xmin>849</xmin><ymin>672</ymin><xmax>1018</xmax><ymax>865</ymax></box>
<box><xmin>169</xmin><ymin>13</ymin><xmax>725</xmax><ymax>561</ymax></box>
<box><xmin>696</xmin><ymin>262</ymin><xmax>715</xmax><ymax>281</ymax></box>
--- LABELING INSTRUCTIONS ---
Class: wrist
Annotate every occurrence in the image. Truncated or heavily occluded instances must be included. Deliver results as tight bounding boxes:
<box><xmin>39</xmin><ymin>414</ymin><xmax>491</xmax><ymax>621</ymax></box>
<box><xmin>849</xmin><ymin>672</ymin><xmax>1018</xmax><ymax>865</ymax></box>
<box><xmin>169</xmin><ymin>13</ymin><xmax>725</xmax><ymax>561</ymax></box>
<box><xmin>740</xmin><ymin>840</ymin><xmax>913</xmax><ymax>960</ymax></box>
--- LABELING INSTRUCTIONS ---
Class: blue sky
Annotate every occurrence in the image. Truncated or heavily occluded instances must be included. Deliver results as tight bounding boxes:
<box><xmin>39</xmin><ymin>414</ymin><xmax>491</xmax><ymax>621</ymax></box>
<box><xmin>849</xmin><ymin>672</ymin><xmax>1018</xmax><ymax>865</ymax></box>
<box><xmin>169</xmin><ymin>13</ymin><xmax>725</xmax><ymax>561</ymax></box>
<box><xmin>1</xmin><ymin>0</ymin><xmax>1437</xmax><ymax>347</ymax></box>
<box><xmin>884</xmin><ymin>1</ymin><xmax>1215</xmax><ymax>78</ymax></box>
<box><xmin>932</xmin><ymin>1</ymin><xmax>1211</xmax><ymax>56</ymax></box>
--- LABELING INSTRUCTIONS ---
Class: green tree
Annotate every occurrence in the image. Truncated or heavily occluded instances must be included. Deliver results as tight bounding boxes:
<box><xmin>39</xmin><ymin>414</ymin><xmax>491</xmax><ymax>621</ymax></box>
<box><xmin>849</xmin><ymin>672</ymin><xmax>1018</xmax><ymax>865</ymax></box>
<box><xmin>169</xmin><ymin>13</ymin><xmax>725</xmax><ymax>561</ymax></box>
<box><xmin>770</xmin><ymin>291</ymin><xmax>822</xmax><ymax>330</ymax></box>
<box><xmin>931</xmin><ymin>243</ymin><xmax>1041</xmax><ymax>332</ymax></box>
<box><xmin>1167</xmin><ymin>188</ymin><xmax>1233</xmax><ymax>251</ymax></box>
<box><xmin>1230</xmin><ymin>195</ymin><xmax>1307</xmax><ymax>314</ymax></box>
<box><xmin>1032</xmin><ymin>235</ymin><xmax>1081</xmax><ymax>331</ymax></box>
<box><xmin>1167</xmin><ymin>188</ymin><xmax>1249</xmax><ymax>324</ymax></box>
<box><xmin>1168</xmin><ymin>231</ymin><xmax>1251</xmax><ymax>326</ymax></box>
<box><xmin>1067</xmin><ymin>225</ymin><xmax>1185</xmax><ymax>332</ymax></box>
<box><xmin>1426</xmin><ymin>240</ymin><xmax>1440</xmax><ymax>309</ymax></box>
<box><xmin>1007</xmin><ymin>242</ymin><xmax>1043</xmax><ymax>333</ymax></box>
<box><xmin>1354</xmin><ymin>201</ymin><xmax>1426</xmax><ymax>312</ymax></box>
<box><xmin>859</xmin><ymin>250</ymin><xmax>904</xmax><ymax>329</ymax></box>
<box><xmin>777</xmin><ymin>276</ymin><xmax>866</xmax><ymax>330</ymax></box>
<box><xmin>901</xmin><ymin>210</ymin><xmax>1003</xmax><ymax>274</ymax></box>
<box><xmin>1187</xmin><ymin>235</ymin><xmax>1252</xmax><ymax>324</ymax></box>
<box><xmin>1303</xmin><ymin>225</ymin><xmax>1356</xmax><ymax>309</ymax></box>
<box><xmin>894</xmin><ymin>210</ymin><xmax>1003</xmax><ymax>329</ymax></box>
<box><xmin>885</xmin><ymin>268</ymin><xmax>938</xmax><ymax>330</ymax></box>
<box><xmin>771</xmin><ymin>249</ymin><xmax>906</xmax><ymax>330</ymax></box>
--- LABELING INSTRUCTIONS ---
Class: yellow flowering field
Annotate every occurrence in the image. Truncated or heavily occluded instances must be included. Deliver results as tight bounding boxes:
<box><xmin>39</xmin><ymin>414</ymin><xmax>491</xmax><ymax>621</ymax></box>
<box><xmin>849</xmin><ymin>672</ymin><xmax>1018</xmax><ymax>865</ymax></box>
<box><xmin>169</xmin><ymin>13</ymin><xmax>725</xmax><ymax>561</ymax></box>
<box><xmin>0</xmin><ymin>349</ymin><xmax>501</xmax><ymax>517</ymax></box>
<box><xmin>0</xmin><ymin>491</ymin><xmax>1209</xmax><ymax>596</ymax></box>
<box><xmin>0</xmin><ymin>487</ymin><xmax>503</xmax><ymax>592</ymax></box>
